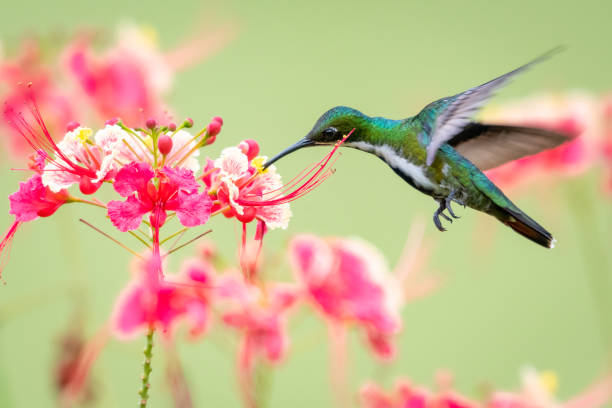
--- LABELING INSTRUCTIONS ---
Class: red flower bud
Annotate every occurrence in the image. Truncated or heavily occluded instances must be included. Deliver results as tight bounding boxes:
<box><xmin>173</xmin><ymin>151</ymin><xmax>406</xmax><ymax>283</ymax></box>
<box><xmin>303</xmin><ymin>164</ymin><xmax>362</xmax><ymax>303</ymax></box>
<box><xmin>212</xmin><ymin>116</ymin><xmax>223</xmax><ymax>126</ymax></box>
<box><xmin>183</xmin><ymin>118</ymin><xmax>194</xmax><ymax>128</ymax></box>
<box><xmin>205</xmin><ymin>135</ymin><xmax>216</xmax><ymax>146</ymax></box>
<box><xmin>145</xmin><ymin>119</ymin><xmax>157</xmax><ymax>129</ymax></box>
<box><xmin>244</xmin><ymin>139</ymin><xmax>260</xmax><ymax>161</ymax></box>
<box><xmin>167</xmin><ymin>122</ymin><xmax>177</xmax><ymax>132</ymax></box>
<box><xmin>207</xmin><ymin>121</ymin><xmax>221</xmax><ymax>137</ymax></box>
<box><xmin>235</xmin><ymin>207</ymin><xmax>257</xmax><ymax>223</ymax></box>
<box><xmin>66</xmin><ymin>121</ymin><xmax>80</xmax><ymax>132</ymax></box>
<box><xmin>79</xmin><ymin>176</ymin><xmax>102</xmax><ymax>195</ymax></box>
<box><xmin>105</xmin><ymin>117</ymin><xmax>119</xmax><ymax>126</ymax></box>
<box><xmin>157</xmin><ymin>134</ymin><xmax>173</xmax><ymax>155</ymax></box>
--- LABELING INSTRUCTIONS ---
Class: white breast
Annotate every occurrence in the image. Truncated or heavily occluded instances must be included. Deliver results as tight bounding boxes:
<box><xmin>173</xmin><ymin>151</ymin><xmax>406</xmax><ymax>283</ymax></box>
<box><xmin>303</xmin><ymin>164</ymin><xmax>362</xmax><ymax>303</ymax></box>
<box><xmin>346</xmin><ymin>142</ymin><xmax>436</xmax><ymax>190</ymax></box>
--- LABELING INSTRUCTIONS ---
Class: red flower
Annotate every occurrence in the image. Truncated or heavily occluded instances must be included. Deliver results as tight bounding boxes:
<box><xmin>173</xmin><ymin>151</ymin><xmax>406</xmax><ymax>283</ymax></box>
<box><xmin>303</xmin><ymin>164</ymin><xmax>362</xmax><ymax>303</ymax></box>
<box><xmin>107</xmin><ymin>162</ymin><xmax>212</xmax><ymax>232</ymax></box>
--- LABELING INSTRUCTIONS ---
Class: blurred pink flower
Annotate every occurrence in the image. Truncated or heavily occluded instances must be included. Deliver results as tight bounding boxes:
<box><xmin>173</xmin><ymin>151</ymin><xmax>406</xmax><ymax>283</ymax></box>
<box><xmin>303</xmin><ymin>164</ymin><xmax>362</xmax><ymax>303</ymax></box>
<box><xmin>217</xmin><ymin>274</ymin><xmax>297</xmax><ymax>408</ymax></box>
<box><xmin>112</xmin><ymin>253</ymin><xmax>213</xmax><ymax>339</ymax></box>
<box><xmin>360</xmin><ymin>369</ymin><xmax>612</xmax><ymax>408</ymax></box>
<box><xmin>289</xmin><ymin>235</ymin><xmax>403</xmax><ymax>359</ymax></box>
<box><xmin>0</xmin><ymin>39</ymin><xmax>76</xmax><ymax>155</ymax></box>
<box><xmin>481</xmin><ymin>93</ymin><xmax>600</xmax><ymax>189</ymax></box>
<box><xmin>64</xmin><ymin>23</ymin><xmax>236</xmax><ymax>126</ymax></box>
<box><xmin>107</xmin><ymin>162</ymin><xmax>212</xmax><ymax>232</ymax></box>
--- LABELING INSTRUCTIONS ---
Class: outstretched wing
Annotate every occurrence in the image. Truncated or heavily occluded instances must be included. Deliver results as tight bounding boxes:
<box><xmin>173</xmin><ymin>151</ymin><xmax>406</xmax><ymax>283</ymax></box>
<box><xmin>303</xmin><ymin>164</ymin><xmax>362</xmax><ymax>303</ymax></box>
<box><xmin>449</xmin><ymin>123</ymin><xmax>571</xmax><ymax>170</ymax></box>
<box><xmin>421</xmin><ymin>47</ymin><xmax>564</xmax><ymax>166</ymax></box>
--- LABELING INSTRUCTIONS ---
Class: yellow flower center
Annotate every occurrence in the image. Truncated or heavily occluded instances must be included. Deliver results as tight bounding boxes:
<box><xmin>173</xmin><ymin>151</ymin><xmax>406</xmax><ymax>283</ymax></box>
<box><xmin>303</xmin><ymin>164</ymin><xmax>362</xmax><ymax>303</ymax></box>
<box><xmin>76</xmin><ymin>128</ymin><xmax>93</xmax><ymax>144</ymax></box>
<box><xmin>539</xmin><ymin>370</ymin><xmax>559</xmax><ymax>395</ymax></box>
<box><xmin>252</xmin><ymin>156</ymin><xmax>267</xmax><ymax>173</ymax></box>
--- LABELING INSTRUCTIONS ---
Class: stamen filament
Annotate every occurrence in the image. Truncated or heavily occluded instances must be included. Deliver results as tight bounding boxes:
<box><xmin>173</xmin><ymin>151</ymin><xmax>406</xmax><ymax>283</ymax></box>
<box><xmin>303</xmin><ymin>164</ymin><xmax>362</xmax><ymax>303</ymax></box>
<box><xmin>79</xmin><ymin>219</ymin><xmax>143</xmax><ymax>259</ymax></box>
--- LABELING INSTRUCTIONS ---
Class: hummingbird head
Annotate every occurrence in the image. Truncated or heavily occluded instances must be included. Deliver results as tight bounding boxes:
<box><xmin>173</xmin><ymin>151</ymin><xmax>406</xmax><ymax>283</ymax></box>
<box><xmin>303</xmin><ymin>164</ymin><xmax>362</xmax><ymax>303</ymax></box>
<box><xmin>264</xmin><ymin>106</ymin><xmax>368</xmax><ymax>168</ymax></box>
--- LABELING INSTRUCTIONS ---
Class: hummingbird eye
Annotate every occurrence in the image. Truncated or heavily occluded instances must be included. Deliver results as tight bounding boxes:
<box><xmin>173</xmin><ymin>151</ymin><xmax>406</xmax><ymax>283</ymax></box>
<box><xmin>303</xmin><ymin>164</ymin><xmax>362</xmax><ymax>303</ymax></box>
<box><xmin>322</xmin><ymin>127</ymin><xmax>338</xmax><ymax>138</ymax></box>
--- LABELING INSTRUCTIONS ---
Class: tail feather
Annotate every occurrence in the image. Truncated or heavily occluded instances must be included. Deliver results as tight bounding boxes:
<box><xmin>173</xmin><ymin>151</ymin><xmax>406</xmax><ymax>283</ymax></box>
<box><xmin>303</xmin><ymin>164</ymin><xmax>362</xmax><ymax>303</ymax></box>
<box><xmin>500</xmin><ymin>206</ymin><xmax>555</xmax><ymax>248</ymax></box>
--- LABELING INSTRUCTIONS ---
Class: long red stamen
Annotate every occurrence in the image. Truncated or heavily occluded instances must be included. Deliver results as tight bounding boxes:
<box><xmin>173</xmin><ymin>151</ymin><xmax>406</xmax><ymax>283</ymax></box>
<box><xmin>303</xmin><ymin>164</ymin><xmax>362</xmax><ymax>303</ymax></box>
<box><xmin>237</xmin><ymin>130</ymin><xmax>353</xmax><ymax>207</ymax></box>
<box><xmin>0</xmin><ymin>220</ymin><xmax>20</xmax><ymax>280</ymax></box>
<box><xmin>3</xmin><ymin>92</ymin><xmax>96</xmax><ymax>178</ymax></box>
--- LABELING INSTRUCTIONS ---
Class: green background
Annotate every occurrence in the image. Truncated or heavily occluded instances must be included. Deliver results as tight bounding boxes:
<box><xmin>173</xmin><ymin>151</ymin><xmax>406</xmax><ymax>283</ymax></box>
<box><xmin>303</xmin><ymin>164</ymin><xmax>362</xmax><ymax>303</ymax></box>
<box><xmin>1</xmin><ymin>0</ymin><xmax>611</xmax><ymax>407</ymax></box>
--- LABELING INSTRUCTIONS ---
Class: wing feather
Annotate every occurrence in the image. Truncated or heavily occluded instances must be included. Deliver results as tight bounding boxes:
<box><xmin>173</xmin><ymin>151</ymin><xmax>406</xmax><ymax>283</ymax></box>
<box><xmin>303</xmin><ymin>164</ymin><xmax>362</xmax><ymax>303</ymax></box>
<box><xmin>422</xmin><ymin>47</ymin><xmax>564</xmax><ymax>166</ymax></box>
<box><xmin>449</xmin><ymin>123</ymin><xmax>571</xmax><ymax>170</ymax></box>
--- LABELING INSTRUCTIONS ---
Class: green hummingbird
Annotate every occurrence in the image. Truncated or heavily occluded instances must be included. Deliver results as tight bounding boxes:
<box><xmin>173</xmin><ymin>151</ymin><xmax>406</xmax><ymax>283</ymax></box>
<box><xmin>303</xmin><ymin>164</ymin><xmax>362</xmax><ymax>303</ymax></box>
<box><xmin>264</xmin><ymin>49</ymin><xmax>570</xmax><ymax>248</ymax></box>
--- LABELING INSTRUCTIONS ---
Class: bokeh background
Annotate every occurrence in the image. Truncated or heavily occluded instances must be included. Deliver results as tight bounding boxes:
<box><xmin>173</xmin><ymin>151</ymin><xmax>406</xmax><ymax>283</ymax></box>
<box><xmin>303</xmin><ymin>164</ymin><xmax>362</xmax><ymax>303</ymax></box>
<box><xmin>1</xmin><ymin>0</ymin><xmax>611</xmax><ymax>407</ymax></box>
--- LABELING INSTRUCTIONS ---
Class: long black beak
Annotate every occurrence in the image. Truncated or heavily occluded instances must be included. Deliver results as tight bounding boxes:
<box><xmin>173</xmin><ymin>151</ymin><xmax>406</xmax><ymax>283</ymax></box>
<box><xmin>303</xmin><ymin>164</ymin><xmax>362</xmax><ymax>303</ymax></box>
<box><xmin>263</xmin><ymin>138</ymin><xmax>315</xmax><ymax>169</ymax></box>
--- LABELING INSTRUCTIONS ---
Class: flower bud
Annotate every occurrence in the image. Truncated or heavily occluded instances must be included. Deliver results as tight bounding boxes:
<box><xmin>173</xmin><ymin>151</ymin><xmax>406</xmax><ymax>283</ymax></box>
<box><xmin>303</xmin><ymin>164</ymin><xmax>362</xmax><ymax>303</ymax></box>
<box><xmin>105</xmin><ymin>117</ymin><xmax>119</xmax><ymax>126</ymax></box>
<box><xmin>145</xmin><ymin>119</ymin><xmax>157</xmax><ymax>129</ymax></box>
<box><xmin>244</xmin><ymin>139</ymin><xmax>260</xmax><ymax>161</ymax></box>
<box><xmin>212</xmin><ymin>116</ymin><xmax>223</xmax><ymax>126</ymax></box>
<box><xmin>79</xmin><ymin>176</ymin><xmax>102</xmax><ymax>195</ymax></box>
<box><xmin>167</xmin><ymin>122</ymin><xmax>177</xmax><ymax>132</ymax></box>
<box><xmin>206</xmin><ymin>121</ymin><xmax>221</xmax><ymax>137</ymax></box>
<box><xmin>66</xmin><ymin>121</ymin><xmax>80</xmax><ymax>132</ymax></box>
<box><xmin>235</xmin><ymin>207</ymin><xmax>256</xmax><ymax>223</ymax></box>
<box><xmin>183</xmin><ymin>118</ymin><xmax>194</xmax><ymax>128</ymax></box>
<box><xmin>205</xmin><ymin>135</ymin><xmax>216</xmax><ymax>146</ymax></box>
<box><xmin>157</xmin><ymin>134</ymin><xmax>173</xmax><ymax>155</ymax></box>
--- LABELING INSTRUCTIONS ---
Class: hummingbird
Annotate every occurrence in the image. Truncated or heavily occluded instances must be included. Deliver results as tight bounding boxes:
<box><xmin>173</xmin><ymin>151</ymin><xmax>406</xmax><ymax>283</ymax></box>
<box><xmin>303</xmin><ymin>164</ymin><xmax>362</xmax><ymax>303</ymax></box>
<box><xmin>264</xmin><ymin>49</ymin><xmax>570</xmax><ymax>248</ymax></box>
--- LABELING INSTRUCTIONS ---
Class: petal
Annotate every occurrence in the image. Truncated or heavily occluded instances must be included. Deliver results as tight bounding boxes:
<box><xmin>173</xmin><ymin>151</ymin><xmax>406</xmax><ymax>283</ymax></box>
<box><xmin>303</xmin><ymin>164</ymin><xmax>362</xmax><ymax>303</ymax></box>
<box><xmin>9</xmin><ymin>174</ymin><xmax>67</xmax><ymax>222</ymax></box>
<box><xmin>94</xmin><ymin>124</ymin><xmax>130</xmax><ymax>152</ymax></box>
<box><xmin>161</xmin><ymin>166</ymin><xmax>199</xmax><ymax>193</ymax></box>
<box><xmin>174</xmin><ymin>191</ymin><xmax>212</xmax><ymax>227</ymax></box>
<box><xmin>113</xmin><ymin>162</ymin><xmax>154</xmax><ymax>197</ymax></box>
<box><xmin>165</xmin><ymin>130</ymin><xmax>201</xmax><ymax>173</ymax></box>
<box><xmin>41</xmin><ymin>162</ymin><xmax>80</xmax><ymax>192</ymax></box>
<box><xmin>255</xmin><ymin>202</ymin><xmax>291</xmax><ymax>230</ymax></box>
<box><xmin>214</xmin><ymin>147</ymin><xmax>249</xmax><ymax>179</ymax></box>
<box><xmin>112</xmin><ymin>281</ymin><xmax>147</xmax><ymax>338</ymax></box>
<box><xmin>108</xmin><ymin>196</ymin><xmax>149</xmax><ymax>232</ymax></box>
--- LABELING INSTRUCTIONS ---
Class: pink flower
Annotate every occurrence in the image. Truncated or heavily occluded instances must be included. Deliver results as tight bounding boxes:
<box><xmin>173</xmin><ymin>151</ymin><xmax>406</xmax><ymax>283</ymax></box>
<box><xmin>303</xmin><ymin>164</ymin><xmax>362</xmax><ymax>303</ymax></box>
<box><xmin>289</xmin><ymin>235</ymin><xmax>403</xmax><ymax>359</ymax></box>
<box><xmin>218</xmin><ymin>275</ymin><xmax>297</xmax><ymax>365</ymax></box>
<box><xmin>64</xmin><ymin>23</ymin><xmax>236</xmax><ymax>126</ymax></box>
<box><xmin>360</xmin><ymin>381</ymin><xmax>431</xmax><ymax>408</ymax></box>
<box><xmin>107</xmin><ymin>162</ymin><xmax>212</xmax><ymax>232</ymax></box>
<box><xmin>0</xmin><ymin>39</ymin><xmax>76</xmax><ymax>156</ymax></box>
<box><xmin>1</xmin><ymin>174</ymin><xmax>70</xmax><ymax>278</ymax></box>
<box><xmin>9</xmin><ymin>174</ymin><xmax>70</xmax><ymax>221</ymax></box>
<box><xmin>112</xmin><ymin>254</ymin><xmax>213</xmax><ymax>338</ymax></box>
<box><xmin>481</xmin><ymin>93</ymin><xmax>599</xmax><ymax>189</ymax></box>
<box><xmin>216</xmin><ymin>274</ymin><xmax>297</xmax><ymax>408</ymax></box>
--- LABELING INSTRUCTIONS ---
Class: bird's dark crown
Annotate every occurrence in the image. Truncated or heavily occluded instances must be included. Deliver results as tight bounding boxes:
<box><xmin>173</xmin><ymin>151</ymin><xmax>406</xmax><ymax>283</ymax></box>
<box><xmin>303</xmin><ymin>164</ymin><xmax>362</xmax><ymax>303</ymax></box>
<box><xmin>306</xmin><ymin>106</ymin><xmax>370</xmax><ymax>144</ymax></box>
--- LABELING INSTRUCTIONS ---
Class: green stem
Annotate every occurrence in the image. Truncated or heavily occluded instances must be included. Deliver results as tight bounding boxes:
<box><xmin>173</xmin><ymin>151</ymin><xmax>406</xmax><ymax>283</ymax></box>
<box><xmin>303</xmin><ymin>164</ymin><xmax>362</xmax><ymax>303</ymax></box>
<box><xmin>139</xmin><ymin>327</ymin><xmax>155</xmax><ymax>407</ymax></box>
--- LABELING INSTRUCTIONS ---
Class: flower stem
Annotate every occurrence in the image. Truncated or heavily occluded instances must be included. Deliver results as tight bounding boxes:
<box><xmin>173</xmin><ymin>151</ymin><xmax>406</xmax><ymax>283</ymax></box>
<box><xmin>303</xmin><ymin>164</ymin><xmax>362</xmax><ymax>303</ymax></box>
<box><xmin>139</xmin><ymin>327</ymin><xmax>155</xmax><ymax>407</ymax></box>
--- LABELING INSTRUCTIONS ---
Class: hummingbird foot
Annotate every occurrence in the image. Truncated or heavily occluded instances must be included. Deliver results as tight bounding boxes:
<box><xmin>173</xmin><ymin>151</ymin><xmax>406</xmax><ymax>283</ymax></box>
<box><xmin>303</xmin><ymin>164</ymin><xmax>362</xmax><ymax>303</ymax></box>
<box><xmin>445</xmin><ymin>191</ymin><xmax>463</xmax><ymax>219</ymax></box>
<box><xmin>433</xmin><ymin>200</ymin><xmax>452</xmax><ymax>232</ymax></box>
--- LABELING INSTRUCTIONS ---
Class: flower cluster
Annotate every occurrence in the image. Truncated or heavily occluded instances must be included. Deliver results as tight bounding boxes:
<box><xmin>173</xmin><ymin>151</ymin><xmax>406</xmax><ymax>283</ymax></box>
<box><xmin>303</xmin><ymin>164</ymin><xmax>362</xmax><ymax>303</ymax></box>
<box><xmin>481</xmin><ymin>93</ymin><xmax>612</xmax><ymax>192</ymax></box>
<box><xmin>0</xmin><ymin>22</ymin><xmax>236</xmax><ymax>156</ymax></box>
<box><xmin>360</xmin><ymin>368</ymin><xmax>612</xmax><ymax>408</ymax></box>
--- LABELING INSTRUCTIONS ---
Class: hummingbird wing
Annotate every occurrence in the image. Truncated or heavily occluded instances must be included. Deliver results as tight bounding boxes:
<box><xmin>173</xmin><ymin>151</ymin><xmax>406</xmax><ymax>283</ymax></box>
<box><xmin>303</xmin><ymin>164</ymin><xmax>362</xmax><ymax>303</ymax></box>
<box><xmin>422</xmin><ymin>47</ymin><xmax>563</xmax><ymax>166</ymax></box>
<box><xmin>448</xmin><ymin>123</ymin><xmax>571</xmax><ymax>170</ymax></box>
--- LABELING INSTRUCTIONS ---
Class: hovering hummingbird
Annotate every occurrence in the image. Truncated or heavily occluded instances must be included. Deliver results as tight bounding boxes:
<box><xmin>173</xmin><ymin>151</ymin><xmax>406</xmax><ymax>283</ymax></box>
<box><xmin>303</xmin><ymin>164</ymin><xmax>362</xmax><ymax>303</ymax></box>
<box><xmin>264</xmin><ymin>49</ymin><xmax>570</xmax><ymax>248</ymax></box>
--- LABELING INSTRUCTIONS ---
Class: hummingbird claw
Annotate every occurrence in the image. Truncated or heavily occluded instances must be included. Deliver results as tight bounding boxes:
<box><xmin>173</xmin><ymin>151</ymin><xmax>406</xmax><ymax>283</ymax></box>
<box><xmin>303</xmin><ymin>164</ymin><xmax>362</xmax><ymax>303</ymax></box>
<box><xmin>445</xmin><ymin>191</ymin><xmax>462</xmax><ymax>219</ymax></box>
<box><xmin>433</xmin><ymin>200</ymin><xmax>449</xmax><ymax>232</ymax></box>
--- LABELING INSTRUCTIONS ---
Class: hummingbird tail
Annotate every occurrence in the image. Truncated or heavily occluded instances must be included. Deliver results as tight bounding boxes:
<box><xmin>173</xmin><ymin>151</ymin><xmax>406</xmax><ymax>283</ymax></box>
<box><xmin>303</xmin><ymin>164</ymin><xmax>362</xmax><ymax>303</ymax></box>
<box><xmin>499</xmin><ymin>206</ymin><xmax>555</xmax><ymax>248</ymax></box>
